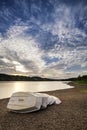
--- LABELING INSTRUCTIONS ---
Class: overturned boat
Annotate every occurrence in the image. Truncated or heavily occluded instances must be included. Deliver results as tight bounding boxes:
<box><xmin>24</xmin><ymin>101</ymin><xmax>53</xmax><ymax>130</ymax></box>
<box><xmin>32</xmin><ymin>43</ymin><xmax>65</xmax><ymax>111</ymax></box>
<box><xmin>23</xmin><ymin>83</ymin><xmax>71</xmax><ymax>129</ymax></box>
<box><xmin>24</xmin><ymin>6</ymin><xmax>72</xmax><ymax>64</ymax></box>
<box><xmin>7</xmin><ymin>92</ymin><xmax>61</xmax><ymax>113</ymax></box>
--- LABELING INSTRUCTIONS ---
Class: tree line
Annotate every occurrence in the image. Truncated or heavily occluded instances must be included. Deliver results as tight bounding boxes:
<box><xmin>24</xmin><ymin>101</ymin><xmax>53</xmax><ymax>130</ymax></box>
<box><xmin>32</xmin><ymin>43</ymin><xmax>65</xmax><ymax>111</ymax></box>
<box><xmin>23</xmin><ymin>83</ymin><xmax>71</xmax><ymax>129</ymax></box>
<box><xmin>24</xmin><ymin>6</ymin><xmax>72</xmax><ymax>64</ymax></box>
<box><xmin>0</xmin><ymin>73</ymin><xmax>87</xmax><ymax>81</ymax></box>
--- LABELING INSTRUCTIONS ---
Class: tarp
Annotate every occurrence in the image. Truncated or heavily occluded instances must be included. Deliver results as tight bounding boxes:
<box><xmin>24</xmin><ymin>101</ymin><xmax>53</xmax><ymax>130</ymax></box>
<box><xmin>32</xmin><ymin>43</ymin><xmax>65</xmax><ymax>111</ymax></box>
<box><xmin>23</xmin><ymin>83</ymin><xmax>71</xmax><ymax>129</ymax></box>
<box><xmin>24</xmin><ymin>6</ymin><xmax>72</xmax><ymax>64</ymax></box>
<box><xmin>7</xmin><ymin>92</ymin><xmax>61</xmax><ymax>113</ymax></box>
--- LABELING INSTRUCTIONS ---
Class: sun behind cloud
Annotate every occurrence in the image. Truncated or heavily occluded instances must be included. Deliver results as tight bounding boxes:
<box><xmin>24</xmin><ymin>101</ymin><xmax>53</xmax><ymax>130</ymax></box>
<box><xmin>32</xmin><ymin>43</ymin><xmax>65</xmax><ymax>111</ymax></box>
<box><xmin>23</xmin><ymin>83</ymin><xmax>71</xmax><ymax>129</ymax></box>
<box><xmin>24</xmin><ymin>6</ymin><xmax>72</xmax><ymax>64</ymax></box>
<box><xmin>0</xmin><ymin>0</ymin><xmax>87</xmax><ymax>79</ymax></box>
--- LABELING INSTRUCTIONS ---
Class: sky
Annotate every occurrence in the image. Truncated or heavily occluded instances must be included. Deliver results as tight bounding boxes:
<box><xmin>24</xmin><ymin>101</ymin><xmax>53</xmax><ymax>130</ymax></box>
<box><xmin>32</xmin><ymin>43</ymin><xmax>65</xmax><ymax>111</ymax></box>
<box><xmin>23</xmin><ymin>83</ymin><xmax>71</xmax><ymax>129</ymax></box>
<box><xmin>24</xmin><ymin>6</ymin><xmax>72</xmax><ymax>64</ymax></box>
<box><xmin>0</xmin><ymin>0</ymin><xmax>87</xmax><ymax>79</ymax></box>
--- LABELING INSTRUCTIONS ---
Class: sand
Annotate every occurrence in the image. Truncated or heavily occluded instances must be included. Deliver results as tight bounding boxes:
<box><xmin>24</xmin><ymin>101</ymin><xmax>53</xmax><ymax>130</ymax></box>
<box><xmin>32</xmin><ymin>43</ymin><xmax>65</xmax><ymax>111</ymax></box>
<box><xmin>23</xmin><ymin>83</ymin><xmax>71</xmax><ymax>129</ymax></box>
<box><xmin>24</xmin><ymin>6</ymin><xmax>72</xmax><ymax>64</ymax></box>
<box><xmin>0</xmin><ymin>83</ymin><xmax>87</xmax><ymax>130</ymax></box>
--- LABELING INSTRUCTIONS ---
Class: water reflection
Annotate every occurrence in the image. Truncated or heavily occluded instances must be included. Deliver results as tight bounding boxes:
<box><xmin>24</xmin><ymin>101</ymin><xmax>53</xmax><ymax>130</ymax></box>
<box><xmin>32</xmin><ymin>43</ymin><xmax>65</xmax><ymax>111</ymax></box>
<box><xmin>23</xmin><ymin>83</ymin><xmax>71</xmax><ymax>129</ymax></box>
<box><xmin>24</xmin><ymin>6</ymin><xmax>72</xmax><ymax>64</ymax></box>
<box><xmin>0</xmin><ymin>81</ymin><xmax>73</xmax><ymax>99</ymax></box>
<box><xmin>13</xmin><ymin>82</ymin><xmax>23</xmax><ymax>92</ymax></box>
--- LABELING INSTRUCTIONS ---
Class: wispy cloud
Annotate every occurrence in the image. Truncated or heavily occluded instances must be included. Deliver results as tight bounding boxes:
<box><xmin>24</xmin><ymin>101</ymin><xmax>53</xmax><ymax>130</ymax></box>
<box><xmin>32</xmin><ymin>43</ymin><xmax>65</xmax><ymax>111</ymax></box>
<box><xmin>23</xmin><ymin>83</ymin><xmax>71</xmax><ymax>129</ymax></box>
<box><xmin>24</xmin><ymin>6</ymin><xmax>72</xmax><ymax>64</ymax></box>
<box><xmin>0</xmin><ymin>0</ymin><xmax>87</xmax><ymax>78</ymax></box>
<box><xmin>0</xmin><ymin>23</ymin><xmax>46</xmax><ymax>75</ymax></box>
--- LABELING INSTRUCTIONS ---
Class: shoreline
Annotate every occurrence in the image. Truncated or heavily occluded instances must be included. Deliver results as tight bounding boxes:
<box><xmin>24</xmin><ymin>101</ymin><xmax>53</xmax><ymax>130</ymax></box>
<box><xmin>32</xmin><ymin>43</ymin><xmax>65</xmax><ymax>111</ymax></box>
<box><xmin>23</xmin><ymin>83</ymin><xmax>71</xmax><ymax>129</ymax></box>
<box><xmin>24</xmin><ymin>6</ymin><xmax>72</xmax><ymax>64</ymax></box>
<box><xmin>0</xmin><ymin>83</ymin><xmax>87</xmax><ymax>130</ymax></box>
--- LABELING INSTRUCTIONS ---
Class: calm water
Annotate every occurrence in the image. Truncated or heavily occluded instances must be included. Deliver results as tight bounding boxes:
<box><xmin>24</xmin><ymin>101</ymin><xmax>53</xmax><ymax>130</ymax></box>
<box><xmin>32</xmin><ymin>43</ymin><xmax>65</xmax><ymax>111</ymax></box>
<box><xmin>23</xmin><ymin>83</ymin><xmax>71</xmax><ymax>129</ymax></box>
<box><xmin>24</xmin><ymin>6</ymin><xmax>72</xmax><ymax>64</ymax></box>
<box><xmin>0</xmin><ymin>81</ymin><xmax>73</xmax><ymax>99</ymax></box>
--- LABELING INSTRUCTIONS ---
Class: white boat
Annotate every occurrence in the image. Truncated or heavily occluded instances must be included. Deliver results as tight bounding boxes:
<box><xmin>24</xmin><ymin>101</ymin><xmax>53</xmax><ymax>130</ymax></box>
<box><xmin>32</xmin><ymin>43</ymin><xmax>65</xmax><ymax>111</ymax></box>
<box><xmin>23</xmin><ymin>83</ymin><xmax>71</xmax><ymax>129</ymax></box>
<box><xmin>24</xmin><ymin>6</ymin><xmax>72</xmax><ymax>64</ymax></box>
<box><xmin>7</xmin><ymin>92</ymin><xmax>61</xmax><ymax>113</ymax></box>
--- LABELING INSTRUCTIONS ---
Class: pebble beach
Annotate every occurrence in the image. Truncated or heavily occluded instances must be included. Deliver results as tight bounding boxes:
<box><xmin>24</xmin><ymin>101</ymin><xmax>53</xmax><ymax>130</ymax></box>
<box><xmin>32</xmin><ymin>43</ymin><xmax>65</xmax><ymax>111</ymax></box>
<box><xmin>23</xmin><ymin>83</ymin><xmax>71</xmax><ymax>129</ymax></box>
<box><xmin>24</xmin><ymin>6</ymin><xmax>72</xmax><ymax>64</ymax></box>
<box><xmin>0</xmin><ymin>83</ymin><xmax>87</xmax><ymax>130</ymax></box>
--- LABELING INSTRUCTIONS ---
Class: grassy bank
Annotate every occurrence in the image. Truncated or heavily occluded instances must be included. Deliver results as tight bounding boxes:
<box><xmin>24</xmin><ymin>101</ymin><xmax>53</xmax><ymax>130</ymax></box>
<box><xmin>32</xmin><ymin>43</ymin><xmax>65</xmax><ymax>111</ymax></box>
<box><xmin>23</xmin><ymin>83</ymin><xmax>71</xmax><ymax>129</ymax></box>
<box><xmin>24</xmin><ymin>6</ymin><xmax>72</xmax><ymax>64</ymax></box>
<box><xmin>69</xmin><ymin>81</ymin><xmax>87</xmax><ymax>93</ymax></box>
<box><xmin>71</xmin><ymin>80</ymin><xmax>87</xmax><ymax>86</ymax></box>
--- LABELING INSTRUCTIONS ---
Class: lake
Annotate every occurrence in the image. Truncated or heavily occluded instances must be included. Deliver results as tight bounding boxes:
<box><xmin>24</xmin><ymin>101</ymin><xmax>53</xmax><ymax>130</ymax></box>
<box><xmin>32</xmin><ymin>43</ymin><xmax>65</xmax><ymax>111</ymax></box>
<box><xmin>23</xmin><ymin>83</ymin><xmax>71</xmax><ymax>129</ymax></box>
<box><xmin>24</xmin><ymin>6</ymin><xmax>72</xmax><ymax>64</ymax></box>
<box><xmin>0</xmin><ymin>81</ymin><xmax>73</xmax><ymax>99</ymax></box>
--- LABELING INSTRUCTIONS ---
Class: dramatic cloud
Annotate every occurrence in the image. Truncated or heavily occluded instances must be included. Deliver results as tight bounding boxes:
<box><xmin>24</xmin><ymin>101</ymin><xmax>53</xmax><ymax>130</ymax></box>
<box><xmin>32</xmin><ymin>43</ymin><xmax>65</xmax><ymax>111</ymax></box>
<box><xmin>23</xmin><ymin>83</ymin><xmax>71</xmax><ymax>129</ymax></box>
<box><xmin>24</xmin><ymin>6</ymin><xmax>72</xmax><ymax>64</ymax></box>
<box><xmin>0</xmin><ymin>0</ymin><xmax>87</xmax><ymax>78</ymax></box>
